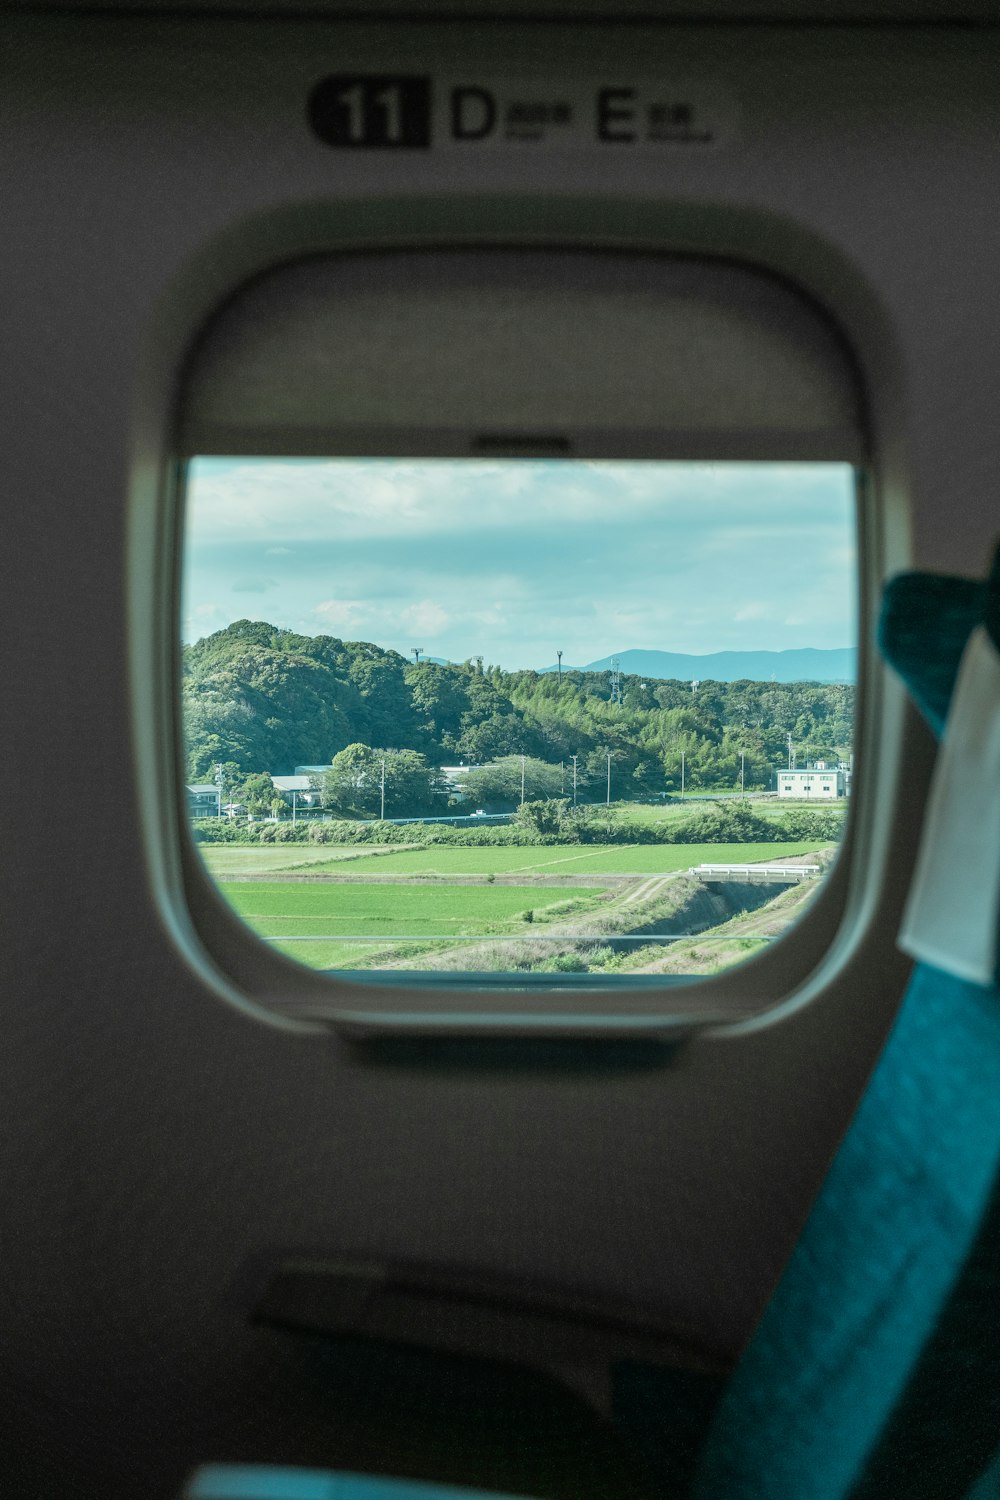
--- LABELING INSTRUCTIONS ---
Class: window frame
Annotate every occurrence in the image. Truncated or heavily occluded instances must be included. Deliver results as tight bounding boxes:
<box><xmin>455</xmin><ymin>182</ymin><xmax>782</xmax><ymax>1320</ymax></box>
<box><xmin>128</xmin><ymin>199</ymin><xmax>906</xmax><ymax>1040</ymax></box>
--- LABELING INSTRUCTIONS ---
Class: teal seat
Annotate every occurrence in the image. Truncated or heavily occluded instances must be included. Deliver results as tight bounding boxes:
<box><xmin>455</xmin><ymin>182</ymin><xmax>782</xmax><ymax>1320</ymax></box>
<box><xmin>183</xmin><ymin>1465</ymin><xmax>530</xmax><ymax>1500</ymax></box>
<box><xmin>690</xmin><ymin>551</ymin><xmax>1000</xmax><ymax>1500</ymax></box>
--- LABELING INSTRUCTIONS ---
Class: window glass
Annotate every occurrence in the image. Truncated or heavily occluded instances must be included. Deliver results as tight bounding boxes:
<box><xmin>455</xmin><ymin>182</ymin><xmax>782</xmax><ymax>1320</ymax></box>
<box><xmin>182</xmin><ymin>458</ymin><xmax>856</xmax><ymax>985</ymax></box>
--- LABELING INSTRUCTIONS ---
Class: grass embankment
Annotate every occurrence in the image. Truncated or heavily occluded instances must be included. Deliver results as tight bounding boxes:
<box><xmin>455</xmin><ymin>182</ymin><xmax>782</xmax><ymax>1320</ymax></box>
<box><xmin>606</xmin><ymin>878</ymin><xmax>825</xmax><ymax>978</ymax></box>
<box><xmin>369</xmin><ymin>869</ymin><xmax>825</xmax><ymax>977</ymax></box>
<box><xmin>374</xmin><ymin>873</ymin><xmax>707</xmax><ymax>976</ymax></box>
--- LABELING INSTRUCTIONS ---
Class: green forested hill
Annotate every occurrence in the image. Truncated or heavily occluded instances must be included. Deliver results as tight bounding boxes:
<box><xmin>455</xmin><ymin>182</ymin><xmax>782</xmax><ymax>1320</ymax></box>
<box><xmin>184</xmin><ymin>620</ymin><xmax>854</xmax><ymax>793</ymax></box>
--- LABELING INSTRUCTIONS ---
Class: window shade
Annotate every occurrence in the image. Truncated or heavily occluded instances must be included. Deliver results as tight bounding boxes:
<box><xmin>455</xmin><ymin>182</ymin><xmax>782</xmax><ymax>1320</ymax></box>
<box><xmin>178</xmin><ymin>251</ymin><xmax>863</xmax><ymax>462</ymax></box>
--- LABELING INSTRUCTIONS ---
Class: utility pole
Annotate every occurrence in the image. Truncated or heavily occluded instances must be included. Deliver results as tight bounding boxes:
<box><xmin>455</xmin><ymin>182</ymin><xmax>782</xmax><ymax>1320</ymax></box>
<box><xmin>380</xmin><ymin>757</ymin><xmax>386</xmax><ymax>820</ymax></box>
<box><xmin>572</xmin><ymin>754</ymin><xmax>578</xmax><ymax>808</ymax></box>
<box><xmin>681</xmin><ymin>750</ymin><xmax>686</xmax><ymax>797</ymax></box>
<box><xmin>740</xmin><ymin>750</ymin><xmax>745</xmax><ymax>795</ymax></box>
<box><xmin>214</xmin><ymin>762</ymin><xmax>223</xmax><ymax>818</ymax></box>
<box><xmin>557</xmin><ymin>649</ymin><xmax>563</xmax><ymax>679</ymax></box>
<box><xmin>606</xmin><ymin>751</ymin><xmax>612</xmax><ymax>806</ymax></box>
<box><xmin>520</xmin><ymin>754</ymin><xmax>526</xmax><ymax>805</ymax></box>
<box><xmin>292</xmin><ymin>789</ymin><xmax>297</xmax><ymax>824</ymax></box>
<box><xmin>788</xmin><ymin>733</ymin><xmax>795</xmax><ymax>770</ymax></box>
<box><xmin>561</xmin><ymin>760</ymin><xmax>565</xmax><ymax>794</ymax></box>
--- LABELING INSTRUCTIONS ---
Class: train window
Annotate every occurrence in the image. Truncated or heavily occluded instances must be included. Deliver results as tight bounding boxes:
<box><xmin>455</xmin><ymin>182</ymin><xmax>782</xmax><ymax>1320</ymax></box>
<box><xmin>182</xmin><ymin>455</ymin><xmax>856</xmax><ymax>990</ymax></box>
<box><xmin>165</xmin><ymin>249</ymin><xmax>868</xmax><ymax>1021</ymax></box>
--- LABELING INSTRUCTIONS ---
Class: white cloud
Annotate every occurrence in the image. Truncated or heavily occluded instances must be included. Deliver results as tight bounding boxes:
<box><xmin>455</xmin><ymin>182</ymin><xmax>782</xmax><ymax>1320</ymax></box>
<box><xmin>314</xmin><ymin>598</ymin><xmax>370</xmax><ymax>632</ymax></box>
<box><xmin>470</xmin><ymin>607</ymin><xmax>508</xmax><ymax>627</ymax></box>
<box><xmin>183</xmin><ymin>459</ymin><xmax>857</xmax><ymax>660</ymax></box>
<box><xmin>182</xmin><ymin>602</ymin><xmax>230</xmax><ymax>640</ymax></box>
<box><xmin>184</xmin><ymin>457</ymin><xmax>740</xmax><ymax>547</ymax></box>
<box><xmin>402</xmin><ymin>599</ymin><xmax>450</xmax><ymax>637</ymax></box>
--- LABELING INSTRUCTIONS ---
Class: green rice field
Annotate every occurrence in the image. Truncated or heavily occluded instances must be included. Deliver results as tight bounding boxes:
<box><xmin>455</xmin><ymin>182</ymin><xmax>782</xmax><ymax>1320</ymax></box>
<box><xmin>200</xmin><ymin>842</ymin><xmax>422</xmax><ymax>875</ymax></box>
<box><xmin>204</xmin><ymin>840</ymin><xmax>823</xmax><ymax>879</ymax></box>
<box><xmin>222</xmin><ymin>881</ymin><xmax>581</xmax><ymax>934</ymax></box>
<box><xmin>220</xmin><ymin>880</ymin><xmax>602</xmax><ymax>970</ymax></box>
<box><xmin>206</xmin><ymin>837</ymin><xmax>832</xmax><ymax>972</ymax></box>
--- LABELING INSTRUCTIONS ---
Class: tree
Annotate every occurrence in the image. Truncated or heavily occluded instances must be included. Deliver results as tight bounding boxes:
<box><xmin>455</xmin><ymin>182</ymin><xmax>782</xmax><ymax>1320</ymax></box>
<box><xmin>404</xmin><ymin>661</ymin><xmax>470</xmax><ymax>752</ymax></box>
<box><xmin>347</xmin><ymin>649</ymin><xmax>418</xmax><ymax>748</ymax></box>
<box><xmin>461</xmin><ymin>757</ymin><xmax>565</xmax><ymax>810</ymax></box>
<box><xmin>320</xmin><ymin>743</ymin><xmax>442</xmax><ymax>818</ymax></box>
<box><xmin>512</xmin><ymin>798</ymin><xmax>570</xmax><ymax>835</ymax></box>
<box><xmin>183</xmin><ymin>635</ymin><xmax>354</xmax><ymax>776</ymax></box>
<box><xmin>631</xmin><ymin>759</ymin><xmax>662</xmax><ymax>796</ymax></box>
<box><xmin>182</xmin><ymin>620</ymin><xmax>856</xmax><ymax>801</ymax></box>
<box><xmin>457</xmin><ymin>712</ymin><xmax>533</xmax><ymax>762</ymax></box>
<box><xmin>234</xmin><ymin>772</ymin><xmax>278</xmax><ymax>816</ymax></box>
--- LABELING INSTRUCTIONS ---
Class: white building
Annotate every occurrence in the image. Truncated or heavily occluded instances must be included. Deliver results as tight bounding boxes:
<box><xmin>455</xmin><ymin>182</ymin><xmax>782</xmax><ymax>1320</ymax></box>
<box><xmin>186</xmin><ymin>784</ymin><xmax>219</xmax><ymax>816</ymax></box>
<box><xmin>777</xmin><ymin>766</ymin><xmax>848</xmax><ymax>799</ymax></box>
<box><xmin>271</xmin><ymin>774</ymin><xmax>319</xmax><ymax>808</ymax></box>
<box><xmin>438</xmin><ymin>764</ymin><xmax>486</xmax><ymax>802</ymax></box>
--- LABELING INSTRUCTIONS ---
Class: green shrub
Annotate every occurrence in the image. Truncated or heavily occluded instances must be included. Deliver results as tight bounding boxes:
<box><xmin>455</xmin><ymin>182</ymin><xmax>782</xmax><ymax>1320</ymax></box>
<box><xmin>512</xmin><ymin>798</ymin><xmax>571</xmax><ymax>836</ymax></box>
<box><xmin>767</xmin><ymin>809</ymin><xmax>844</xmax><ymax>840</ymax></box>
<box><xmin>191</xmin><ymin>820</ymin><xmax>259</xmax><ymax>844</ymax></box>
<box><xmin>550</xmin><ymin>953</ymin><xmax>587</xmax><ymax>972</ymax></box>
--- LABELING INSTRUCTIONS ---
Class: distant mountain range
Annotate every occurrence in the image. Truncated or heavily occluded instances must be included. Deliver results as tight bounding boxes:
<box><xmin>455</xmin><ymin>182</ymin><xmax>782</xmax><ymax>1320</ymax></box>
<box><xmin>542</xmin><ymin>647</ymin><xmax>857</xmax><ymax>684</ymax></box>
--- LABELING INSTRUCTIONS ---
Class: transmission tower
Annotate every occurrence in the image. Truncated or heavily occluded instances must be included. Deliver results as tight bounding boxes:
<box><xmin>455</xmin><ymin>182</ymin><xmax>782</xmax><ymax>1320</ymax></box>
<box><xmin>610</xmin><ymin>656</ymin><xmax>622</xmax><ymax>707</ymax></box>
<box><xmin>411</xmin><ymin>647</ymin><xmax>423</xmax><ymax>665</ymax></box>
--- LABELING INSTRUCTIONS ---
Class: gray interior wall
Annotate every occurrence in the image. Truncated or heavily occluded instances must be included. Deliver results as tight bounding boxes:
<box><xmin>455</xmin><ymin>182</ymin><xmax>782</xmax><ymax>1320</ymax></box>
<box><xmin>2</xmin><ymin>16</ymin><xmax>996</xmax><ymax>1496</ymax></box>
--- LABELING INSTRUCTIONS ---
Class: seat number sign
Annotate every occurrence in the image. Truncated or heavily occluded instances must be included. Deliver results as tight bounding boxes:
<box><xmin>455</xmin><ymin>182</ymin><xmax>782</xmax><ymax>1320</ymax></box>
<box><xmin>309</xmin><ymin>76</ymin><xmax>733</xmax><ymax>151</ymax></box>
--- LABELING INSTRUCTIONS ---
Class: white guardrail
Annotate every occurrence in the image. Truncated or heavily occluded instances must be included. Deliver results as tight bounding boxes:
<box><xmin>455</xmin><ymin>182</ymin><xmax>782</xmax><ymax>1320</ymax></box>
<box><xmin>694</xmin><ymin>863</ymin><xmax>820</xmax><ymax>880</ymax></box>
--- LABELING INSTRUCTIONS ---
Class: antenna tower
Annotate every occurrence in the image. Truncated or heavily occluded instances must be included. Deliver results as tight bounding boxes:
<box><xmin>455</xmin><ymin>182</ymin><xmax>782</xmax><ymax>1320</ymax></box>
<box><xmin>610</xmin><ymin>656</ymin><xmax>622</xmax><ymax>707</ymax></box>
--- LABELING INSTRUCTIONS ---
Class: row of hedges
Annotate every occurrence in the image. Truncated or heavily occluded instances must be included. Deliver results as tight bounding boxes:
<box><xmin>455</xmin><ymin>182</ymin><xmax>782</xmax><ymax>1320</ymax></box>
<box><xmin>192</xmin><ymin>802</ymin><xmax>843</xmax><ymax>847</ymax></box>
<box><xmin>573</xmin><ymin>805</ymin><xmax>844</xmax><ymax>845</ymax></box>
<box><xmin>191</xmin><ymin>818</ymin><xmax>420</xmax><ymax>845</ymax></box>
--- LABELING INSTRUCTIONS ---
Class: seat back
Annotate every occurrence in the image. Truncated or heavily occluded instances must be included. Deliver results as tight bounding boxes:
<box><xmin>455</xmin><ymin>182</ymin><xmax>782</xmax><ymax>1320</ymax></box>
<box><xmin>691</xmin><ymin>558</ymin><xmax>1000</xmax><ymax>1500</ymax></box>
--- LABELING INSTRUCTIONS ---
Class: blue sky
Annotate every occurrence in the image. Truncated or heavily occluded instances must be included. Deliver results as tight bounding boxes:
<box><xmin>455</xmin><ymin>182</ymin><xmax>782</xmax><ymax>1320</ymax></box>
<box><xmin>182</xmin><ymin>458</ymin><xmax>857</xmax><ymax>670</ymax></box>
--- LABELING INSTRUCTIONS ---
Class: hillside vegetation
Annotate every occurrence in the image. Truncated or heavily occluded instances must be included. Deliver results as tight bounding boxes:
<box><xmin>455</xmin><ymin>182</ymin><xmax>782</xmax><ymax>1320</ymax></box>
<box><xmin>184</xmin><ymin>620</ymin><xmax>854</xmax><ymax>796</ymax></box>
